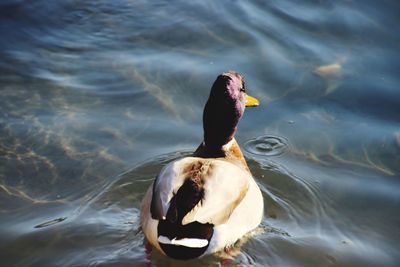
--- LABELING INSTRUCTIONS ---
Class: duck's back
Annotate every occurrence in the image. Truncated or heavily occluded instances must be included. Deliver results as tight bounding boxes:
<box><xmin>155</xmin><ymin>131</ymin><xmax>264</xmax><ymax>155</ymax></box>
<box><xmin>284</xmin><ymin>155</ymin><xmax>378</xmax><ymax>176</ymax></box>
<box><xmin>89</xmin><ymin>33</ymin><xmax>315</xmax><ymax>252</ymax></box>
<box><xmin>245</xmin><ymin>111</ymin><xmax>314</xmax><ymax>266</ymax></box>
<box><xmin>140</xmin><ymin>156</ymin><xmax>263</xmax><ymax>259</ymax></box>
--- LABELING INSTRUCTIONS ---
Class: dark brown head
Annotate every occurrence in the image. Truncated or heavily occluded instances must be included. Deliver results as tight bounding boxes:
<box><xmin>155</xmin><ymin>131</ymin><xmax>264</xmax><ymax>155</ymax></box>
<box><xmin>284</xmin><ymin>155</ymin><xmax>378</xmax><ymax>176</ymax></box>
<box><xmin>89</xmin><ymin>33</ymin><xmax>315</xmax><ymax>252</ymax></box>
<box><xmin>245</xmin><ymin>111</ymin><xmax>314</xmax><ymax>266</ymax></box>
<box><xmin>202</xmin><ymin>71</ymin><xmax>259</xmax><ymax>153</ymax></box>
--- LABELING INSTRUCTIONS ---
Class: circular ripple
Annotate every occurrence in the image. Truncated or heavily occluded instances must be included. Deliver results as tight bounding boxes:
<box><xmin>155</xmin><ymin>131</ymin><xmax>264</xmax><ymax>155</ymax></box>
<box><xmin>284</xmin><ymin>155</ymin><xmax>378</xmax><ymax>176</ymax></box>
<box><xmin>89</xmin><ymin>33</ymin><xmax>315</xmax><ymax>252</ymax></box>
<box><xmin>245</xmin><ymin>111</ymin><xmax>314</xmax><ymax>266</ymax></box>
<box><xmin>244</xmin><ymin>135</ymin><xmax>290</xmax><ymax>156</ymax></box>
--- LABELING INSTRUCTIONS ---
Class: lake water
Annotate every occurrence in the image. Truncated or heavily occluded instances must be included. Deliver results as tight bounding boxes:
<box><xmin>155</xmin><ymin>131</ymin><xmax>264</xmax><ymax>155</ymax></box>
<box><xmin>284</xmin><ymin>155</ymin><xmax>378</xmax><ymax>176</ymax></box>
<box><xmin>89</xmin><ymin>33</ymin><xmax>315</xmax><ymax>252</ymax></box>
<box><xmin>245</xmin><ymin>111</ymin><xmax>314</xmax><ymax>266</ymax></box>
<box><xmin>1</xmin><ymin>0</ymin><xmax>399</xmax><ymax>266</ymax></box>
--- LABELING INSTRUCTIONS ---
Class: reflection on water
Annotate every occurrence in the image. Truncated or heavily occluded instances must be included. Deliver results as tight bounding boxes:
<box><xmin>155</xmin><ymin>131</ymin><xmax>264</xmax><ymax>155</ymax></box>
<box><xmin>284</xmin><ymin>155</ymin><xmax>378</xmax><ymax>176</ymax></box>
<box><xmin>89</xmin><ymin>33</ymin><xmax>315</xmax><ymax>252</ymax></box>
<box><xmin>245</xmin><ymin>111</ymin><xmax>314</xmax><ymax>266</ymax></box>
<box><xmin>1</xmin><ymin>0</ymin><xmax>400</xmax><ymax>266</ymax></box>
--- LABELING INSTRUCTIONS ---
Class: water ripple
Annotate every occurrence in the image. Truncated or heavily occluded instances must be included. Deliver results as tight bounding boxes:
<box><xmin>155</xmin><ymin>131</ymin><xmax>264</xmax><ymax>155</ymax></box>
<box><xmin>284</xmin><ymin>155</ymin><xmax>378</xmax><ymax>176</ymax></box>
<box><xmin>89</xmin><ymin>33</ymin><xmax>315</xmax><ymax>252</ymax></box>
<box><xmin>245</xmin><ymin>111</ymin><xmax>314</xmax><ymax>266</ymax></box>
<box><xmin>244</xmin><ymin>135</ymin><xmax>290</xmax><ymax>157</ymax></box>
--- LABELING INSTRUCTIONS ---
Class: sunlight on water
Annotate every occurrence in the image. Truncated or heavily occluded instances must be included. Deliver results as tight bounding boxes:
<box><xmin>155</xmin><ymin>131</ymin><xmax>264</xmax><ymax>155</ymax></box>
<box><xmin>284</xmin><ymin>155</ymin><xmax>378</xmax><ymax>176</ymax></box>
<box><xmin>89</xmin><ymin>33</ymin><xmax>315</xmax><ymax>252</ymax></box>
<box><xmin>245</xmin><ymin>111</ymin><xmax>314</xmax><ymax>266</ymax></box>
<box><xmin>0</xmin><ymin>0</ymin><xmax>399</xmax><ymax>266</ymax></box>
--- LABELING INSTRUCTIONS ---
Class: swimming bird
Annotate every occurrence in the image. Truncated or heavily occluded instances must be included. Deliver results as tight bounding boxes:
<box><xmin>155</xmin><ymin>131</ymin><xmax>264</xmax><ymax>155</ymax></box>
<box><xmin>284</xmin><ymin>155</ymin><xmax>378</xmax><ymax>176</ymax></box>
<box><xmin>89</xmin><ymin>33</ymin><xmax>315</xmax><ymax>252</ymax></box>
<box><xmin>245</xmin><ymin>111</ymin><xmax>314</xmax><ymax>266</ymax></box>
<box><xmin>140</xmin><ymin>71</ymin><xmax>264</xmax><ymax>260</ymax></box>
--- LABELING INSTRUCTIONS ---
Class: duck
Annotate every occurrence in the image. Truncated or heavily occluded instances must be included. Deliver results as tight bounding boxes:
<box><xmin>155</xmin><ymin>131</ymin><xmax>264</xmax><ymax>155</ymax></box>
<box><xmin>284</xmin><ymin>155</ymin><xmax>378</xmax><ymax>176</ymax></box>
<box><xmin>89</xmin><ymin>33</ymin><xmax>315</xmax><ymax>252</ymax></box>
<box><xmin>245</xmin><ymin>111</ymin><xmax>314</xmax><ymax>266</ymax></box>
<box><xmin>140</xmin><ymin>71</ymin><xmax>264</xmax><ymax>260</ymax></box>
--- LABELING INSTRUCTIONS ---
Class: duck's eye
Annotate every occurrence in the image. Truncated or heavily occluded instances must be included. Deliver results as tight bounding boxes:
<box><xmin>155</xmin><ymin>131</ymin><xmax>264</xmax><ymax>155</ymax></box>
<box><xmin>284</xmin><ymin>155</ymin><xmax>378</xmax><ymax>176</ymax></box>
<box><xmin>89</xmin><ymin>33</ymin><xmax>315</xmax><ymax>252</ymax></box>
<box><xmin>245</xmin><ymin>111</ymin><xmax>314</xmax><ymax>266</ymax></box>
<box><xmin>240</xmin><ymin>81</ymin><xmax>246</xmax><ymax>93</ymax></box>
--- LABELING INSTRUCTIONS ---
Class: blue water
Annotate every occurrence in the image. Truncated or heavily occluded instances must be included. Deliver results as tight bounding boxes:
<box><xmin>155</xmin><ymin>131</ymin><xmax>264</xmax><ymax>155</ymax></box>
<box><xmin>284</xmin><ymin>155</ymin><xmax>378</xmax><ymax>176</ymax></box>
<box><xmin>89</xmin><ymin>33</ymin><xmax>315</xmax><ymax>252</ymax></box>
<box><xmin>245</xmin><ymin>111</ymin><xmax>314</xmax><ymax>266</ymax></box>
<box><xmin>1</xmin><ymin>1</ymin><xmax>399</xmax><ymax>266</ymax></box>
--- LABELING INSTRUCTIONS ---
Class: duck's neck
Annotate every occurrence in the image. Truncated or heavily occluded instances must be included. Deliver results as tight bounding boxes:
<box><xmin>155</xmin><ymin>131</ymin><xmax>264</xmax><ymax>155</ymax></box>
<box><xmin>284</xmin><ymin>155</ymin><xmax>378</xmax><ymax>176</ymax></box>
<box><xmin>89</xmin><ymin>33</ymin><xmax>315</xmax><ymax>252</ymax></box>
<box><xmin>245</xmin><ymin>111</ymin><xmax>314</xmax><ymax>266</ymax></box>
<box><xmin>194</xmin><ymin>138</ymin><xmax>250</xmax><ymax>171</ymax></box>
<box><xmin>195</xmin><ymin>137</ymin><xmax>234</xmax><ymax>157</ymax></box>
<box><xmin>195</xmin><ymin>97</ymin><xmax>239</xmax><ymax>157</ymax></box>
<box><xmin>194</xmin><ymin>141</ymin><xmax>229</xmax><ymax>158</ymax></box>
<box><xmin>194</xmin><ymin>125</ymin><xmax>236</xmax><ymax>158</ymax></box>
<box><xmin>202</xmin><ymin>125</ymin><xmax>237</xmax><ymax>156</ymax></box>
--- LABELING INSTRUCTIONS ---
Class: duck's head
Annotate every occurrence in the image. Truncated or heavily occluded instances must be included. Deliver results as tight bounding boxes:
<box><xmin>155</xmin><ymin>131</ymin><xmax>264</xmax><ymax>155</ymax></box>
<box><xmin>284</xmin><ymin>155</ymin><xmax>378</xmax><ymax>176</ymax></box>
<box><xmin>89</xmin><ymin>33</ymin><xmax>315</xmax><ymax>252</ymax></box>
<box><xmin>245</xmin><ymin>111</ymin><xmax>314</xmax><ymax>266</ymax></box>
<box><xmin>202</xmin><ymin>71</ymin><xmax>259</xmax><ymax>153</ymax></box>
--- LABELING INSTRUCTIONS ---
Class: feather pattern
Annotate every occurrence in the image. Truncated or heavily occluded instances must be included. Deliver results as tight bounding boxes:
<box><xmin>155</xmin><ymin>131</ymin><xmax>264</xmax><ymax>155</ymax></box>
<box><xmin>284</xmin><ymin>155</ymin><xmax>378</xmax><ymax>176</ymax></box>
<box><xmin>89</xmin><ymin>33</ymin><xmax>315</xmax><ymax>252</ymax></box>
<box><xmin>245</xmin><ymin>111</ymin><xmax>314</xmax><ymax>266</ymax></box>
<box><xmin>150</xmin><ymin>157</ymin><xmax>250</xmax><ymax>226</ymax></box>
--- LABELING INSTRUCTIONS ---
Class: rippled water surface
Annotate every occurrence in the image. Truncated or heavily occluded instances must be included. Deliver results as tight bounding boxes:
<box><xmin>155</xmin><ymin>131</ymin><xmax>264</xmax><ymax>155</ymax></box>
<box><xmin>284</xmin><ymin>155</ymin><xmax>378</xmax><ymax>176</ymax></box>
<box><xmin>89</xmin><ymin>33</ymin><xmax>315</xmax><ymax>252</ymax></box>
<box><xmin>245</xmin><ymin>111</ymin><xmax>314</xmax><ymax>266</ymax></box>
<box><xmin>1</xmin><ymin>0</ymin><xmax>400</xmax><ymax>266</ymax></box>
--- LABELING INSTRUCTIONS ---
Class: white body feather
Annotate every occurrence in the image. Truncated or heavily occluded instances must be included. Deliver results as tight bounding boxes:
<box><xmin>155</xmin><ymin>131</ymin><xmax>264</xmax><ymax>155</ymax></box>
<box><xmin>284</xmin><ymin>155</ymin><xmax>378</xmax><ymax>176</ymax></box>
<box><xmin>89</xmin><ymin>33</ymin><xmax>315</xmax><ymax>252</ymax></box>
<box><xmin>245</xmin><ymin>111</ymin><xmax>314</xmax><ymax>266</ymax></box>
<box><xmin>140</xmin><ymin>156</ymin><xmax>263</xmax><ymax>256</ymax></box>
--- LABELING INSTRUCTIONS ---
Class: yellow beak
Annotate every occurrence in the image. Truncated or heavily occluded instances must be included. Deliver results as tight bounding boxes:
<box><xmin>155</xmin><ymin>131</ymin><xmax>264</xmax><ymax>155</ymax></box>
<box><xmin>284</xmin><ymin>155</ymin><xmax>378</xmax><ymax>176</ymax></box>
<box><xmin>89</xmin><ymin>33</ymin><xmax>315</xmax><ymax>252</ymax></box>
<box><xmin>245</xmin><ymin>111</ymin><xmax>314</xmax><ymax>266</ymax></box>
<box><xmin>245</xmin><ymin>94</ymin><xmax>260</xmax><ymax>107</ymax></box>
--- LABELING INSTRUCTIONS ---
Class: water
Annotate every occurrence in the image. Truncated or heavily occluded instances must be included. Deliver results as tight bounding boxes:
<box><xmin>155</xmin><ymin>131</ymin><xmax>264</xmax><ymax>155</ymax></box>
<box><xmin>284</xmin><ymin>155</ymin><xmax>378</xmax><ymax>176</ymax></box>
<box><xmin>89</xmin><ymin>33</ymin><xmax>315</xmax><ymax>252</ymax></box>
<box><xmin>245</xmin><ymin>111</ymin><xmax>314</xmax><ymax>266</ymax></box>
<box><xmin>1</xmin><ymin>0</ymin><xmax>399</xmax><ymax>266</ymax></box>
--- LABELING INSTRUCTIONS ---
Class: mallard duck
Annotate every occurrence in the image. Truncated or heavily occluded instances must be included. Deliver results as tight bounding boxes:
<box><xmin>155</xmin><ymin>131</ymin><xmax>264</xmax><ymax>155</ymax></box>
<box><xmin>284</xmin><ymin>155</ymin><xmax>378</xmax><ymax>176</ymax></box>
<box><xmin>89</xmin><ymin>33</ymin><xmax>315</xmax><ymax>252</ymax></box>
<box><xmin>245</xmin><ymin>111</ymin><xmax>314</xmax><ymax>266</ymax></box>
<box><xmin>140</xmin><ymin>71</ymin><xmax>263</xmax><ymax>260</ymax></box>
